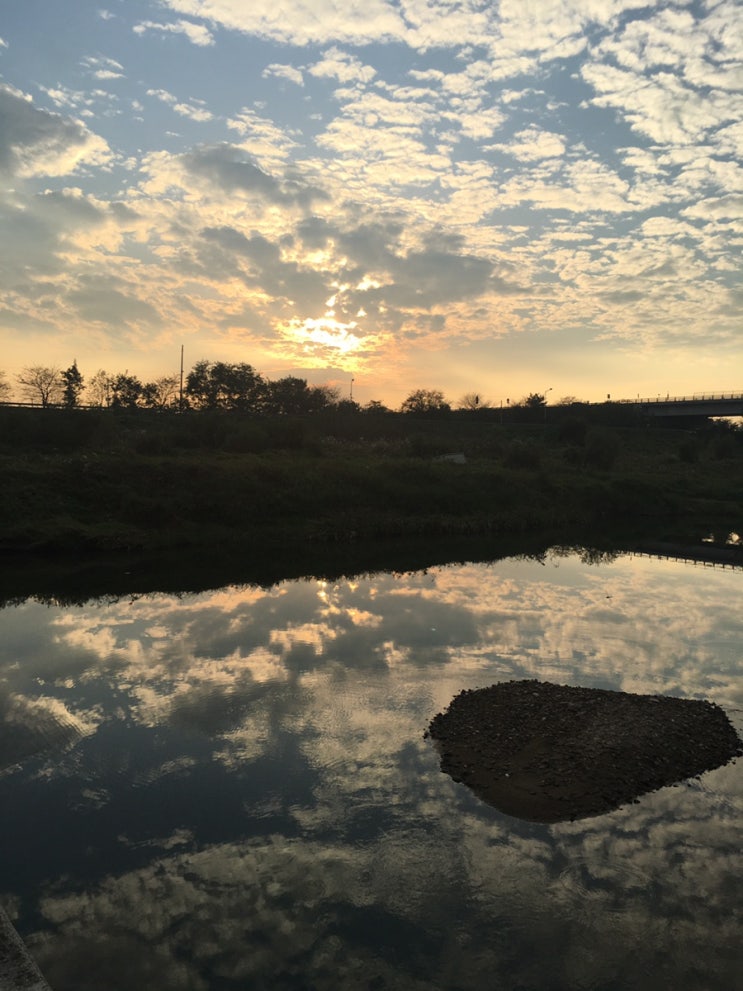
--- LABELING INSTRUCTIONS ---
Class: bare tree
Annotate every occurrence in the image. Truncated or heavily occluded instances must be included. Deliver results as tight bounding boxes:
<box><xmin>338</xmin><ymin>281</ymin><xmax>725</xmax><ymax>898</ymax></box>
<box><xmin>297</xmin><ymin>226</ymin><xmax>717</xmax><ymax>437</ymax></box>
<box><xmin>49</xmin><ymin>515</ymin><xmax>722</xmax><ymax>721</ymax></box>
<box><xmin>457</xmin><ymin>392</ymin><xmax>490</xmax><ymax>410</ymax></box>
<box><xmin>17</xmin><ymin>366</ymin><xmax>63</xmax><ymax>407</ymax></box>
<box><xmin>141</xmin><ymin>375</ymin><xmax>180</xmax><ymax>409</ymax></box>
<box><xmin>0</xmin><ymin>370</ymin><xmax>11</xmax><ymax>403</ymax></box>
<box><xmin>86</xmin><ymin>370</ymin><xmax>114</xmax><ymax>407</ymax></box>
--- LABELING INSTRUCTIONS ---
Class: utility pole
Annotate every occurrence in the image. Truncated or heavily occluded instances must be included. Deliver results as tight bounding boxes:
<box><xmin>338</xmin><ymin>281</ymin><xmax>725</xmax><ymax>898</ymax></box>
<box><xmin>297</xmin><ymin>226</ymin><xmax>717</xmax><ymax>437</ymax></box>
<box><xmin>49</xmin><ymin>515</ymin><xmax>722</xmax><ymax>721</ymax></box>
<box><xmin>179</xmin><ymin>345</ymin><xmax>184</xmax><ymax>411</ymax></box>
<box><xmin>350</xmin><ymin>377</ymin><xmax>354</xmax><ymax>401</ymax></box>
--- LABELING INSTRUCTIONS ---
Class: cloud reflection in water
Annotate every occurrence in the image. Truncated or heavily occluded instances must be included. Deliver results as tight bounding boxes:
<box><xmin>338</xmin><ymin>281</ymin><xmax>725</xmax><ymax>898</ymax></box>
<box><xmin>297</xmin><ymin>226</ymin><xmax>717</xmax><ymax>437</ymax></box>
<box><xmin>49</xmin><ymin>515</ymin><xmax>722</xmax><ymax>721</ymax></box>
<box><xmin>0</xmin><ymin>550</ymin><xmax>740</xmax><ymax>990</ymax></box>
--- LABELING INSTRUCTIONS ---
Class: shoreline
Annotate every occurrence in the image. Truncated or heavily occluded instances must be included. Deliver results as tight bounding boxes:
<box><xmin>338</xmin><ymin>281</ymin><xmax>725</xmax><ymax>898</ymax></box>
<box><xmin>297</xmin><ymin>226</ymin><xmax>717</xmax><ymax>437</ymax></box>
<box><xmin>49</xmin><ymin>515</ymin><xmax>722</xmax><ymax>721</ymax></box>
<box><xmin>1</xmin><ymin>411</ymin><xmax>740</xmax><ymax>587</ymax></box>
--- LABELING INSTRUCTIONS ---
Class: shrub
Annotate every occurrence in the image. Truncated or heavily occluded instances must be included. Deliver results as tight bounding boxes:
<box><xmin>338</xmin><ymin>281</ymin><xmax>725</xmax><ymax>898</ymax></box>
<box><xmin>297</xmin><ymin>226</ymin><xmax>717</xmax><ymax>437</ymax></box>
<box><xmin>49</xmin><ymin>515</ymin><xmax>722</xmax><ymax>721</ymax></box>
<box><xmin>504</xmin><ymin>441</ymin><xmax>542</xmax><ymax>470</ymax></box>
<box><xmin>583</xmin><ymin>428</ymin><xmax>621</xmax><ymax>470</ymax></box>
<box><xmin>224</xmin><ymin>422</ymin><xmax>270</xmax><ymax>454</ymax></box>
<box><xmin>557</xmin><ymin>416</ymin><xmax>587</xmax><ymax>447</ymax></box>
<box><xmin>709</xmin><ymin>433</ymin><xmax>737</xmax><ymax>460</ymax></box>
<box><xmin>678</xmin><ymin>438</ymin><xmax>699</xmax><ymax>464</ymax></box>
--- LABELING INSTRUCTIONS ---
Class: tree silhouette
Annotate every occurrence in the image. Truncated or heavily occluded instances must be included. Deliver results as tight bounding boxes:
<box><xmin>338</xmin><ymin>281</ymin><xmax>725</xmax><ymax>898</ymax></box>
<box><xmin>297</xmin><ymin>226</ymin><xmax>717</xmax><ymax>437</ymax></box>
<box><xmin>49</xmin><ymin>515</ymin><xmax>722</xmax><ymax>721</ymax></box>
<box><xmin>186</xmin><ymin>360</ymin><xmax>265</xmax><ymax>411</ymax></box>
<box><xmin>141</xmin><ymin>375</ymin><xmax>179</xmax><ymax>410</ymax></box>
<box><xmin>17</xmin><ymin>366</ymin><xmax>63</xmax><ymax>407</ymax></box>
<box><xmin>110</xmin><ymin>373</ymin><xmax>144</xmax><ymax>409</ymax></box>
<box><xmin>364</xmin><ymin>400</ymin><xmax>390</xmax><ymax>413</ymax></box>
<box><xmin>61</xmin><ymin>360</ymin><xmax>84</xmax><ymax>408</ymax></box>
<box><xmin>264</xmin><ymin>376</ymin><xmax>315</xmax><ymax>415</ymax></box>
<box><xmin>309</xmin><ymin>384</ymin><xmax>340</xmax><ymax>412</ymax></box>
<box><xmin>400</xmin><ymin>389</ymin><xmax>450</xmax><ymax>414</ymax></box>
<box><xmin>0</xmin><ymin>370</ymin><xmax>11</xmax><ymax>403</ymax></box>
<box><xmin>457</xmin><ymin>392</ymin><xmax>490</xmax><ymax>410</ymax></box>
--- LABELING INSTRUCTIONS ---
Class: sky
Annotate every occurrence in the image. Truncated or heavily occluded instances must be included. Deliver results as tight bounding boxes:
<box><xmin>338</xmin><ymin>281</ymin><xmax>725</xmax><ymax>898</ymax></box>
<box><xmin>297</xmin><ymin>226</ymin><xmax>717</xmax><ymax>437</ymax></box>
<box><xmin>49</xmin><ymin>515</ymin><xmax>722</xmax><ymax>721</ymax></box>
<box><xmin>0</xmin><ymin>0</ymin><xmax>741</xmax><ymax>408</ymax></box>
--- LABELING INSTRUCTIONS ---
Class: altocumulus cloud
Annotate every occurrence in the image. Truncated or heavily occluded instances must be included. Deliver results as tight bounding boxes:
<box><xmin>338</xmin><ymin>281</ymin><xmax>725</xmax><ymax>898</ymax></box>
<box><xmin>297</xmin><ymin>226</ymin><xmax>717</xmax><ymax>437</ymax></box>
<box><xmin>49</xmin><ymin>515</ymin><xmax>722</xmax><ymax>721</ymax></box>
<box><xmin>0</xmin><ymin>0</ymin><xmax>740</xmax><ymax>402</ymax></box>
<box><xmin>0</xmin><ymin>84</ymin><xmax>111</xmax><ymax>177</ymax></box>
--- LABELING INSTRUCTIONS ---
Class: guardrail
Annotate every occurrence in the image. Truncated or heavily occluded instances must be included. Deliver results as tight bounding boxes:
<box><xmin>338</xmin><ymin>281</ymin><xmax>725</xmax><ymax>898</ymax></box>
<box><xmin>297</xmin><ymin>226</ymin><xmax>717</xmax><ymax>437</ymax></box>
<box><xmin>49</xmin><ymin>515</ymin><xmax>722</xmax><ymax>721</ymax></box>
<box><xmin>628</xmin><ymin>393</ymin><xmax>743</xmax><ymax>404</ymax></box>
<box><xmin>1</xmin><ymin>393</ymin><xmax>741</xmax><ymax>411</ymax></box>
<box><xmin>0</xmin><ymin>401</ymin><xmax>103</xmax><ymax>409</ymax></box>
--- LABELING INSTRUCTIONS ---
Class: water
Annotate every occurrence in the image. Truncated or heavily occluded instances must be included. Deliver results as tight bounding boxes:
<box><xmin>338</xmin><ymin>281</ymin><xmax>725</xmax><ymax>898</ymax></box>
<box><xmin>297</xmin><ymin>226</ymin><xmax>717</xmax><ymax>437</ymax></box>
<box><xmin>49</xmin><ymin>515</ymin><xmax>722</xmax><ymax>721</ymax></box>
<box><xmin>0</xmin><ymin>549</ymin><xmax>741</xmax><ymax>990</ymax></box>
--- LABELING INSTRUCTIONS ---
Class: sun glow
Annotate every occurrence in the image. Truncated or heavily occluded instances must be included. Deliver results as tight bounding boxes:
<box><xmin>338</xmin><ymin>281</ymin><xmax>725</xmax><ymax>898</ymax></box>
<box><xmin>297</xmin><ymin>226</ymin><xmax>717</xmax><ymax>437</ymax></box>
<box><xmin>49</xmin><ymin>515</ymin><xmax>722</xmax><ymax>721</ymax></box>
<box><xmin>283</xmin><ymin>316</ymin><xmax>363</xmax><ymax>355</ymax></box>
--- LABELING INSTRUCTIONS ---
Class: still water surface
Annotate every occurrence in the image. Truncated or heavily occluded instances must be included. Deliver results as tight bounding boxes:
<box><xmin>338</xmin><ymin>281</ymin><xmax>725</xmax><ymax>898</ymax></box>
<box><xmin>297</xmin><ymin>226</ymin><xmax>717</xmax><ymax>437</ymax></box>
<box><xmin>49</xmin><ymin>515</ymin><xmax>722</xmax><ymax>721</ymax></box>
<box><xmin>0</xmin><ymin>549</ymin><xmax>741</xmax><ymax>990</ymax></box>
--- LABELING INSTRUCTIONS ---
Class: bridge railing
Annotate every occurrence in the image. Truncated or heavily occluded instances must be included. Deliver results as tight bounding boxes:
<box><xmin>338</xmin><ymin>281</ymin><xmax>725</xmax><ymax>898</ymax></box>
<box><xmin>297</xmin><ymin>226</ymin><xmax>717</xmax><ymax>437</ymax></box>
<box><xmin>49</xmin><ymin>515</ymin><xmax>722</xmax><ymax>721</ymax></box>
<box><xmin>629</xmin><ymin>392</ymin><xmax>743</xmax><ymax>404</ymax></box>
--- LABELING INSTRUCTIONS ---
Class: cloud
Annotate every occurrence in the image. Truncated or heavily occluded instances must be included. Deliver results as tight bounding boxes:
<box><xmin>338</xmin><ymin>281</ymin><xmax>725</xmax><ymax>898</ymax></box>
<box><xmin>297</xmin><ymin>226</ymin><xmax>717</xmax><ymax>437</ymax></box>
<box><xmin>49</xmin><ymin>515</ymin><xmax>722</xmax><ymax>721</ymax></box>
<box><xmin>182</xmin><ymin>143</ymin><xmax>326</xmax><ymax>208</ymax></box>
<box><xmin>163</xmin><ymin>0</ymin><xmax>407</xmax><ymax>46</ymax></box>
<box><xmin>67</xmin><ymin>281</ymin><xmax>161</xmax><ymax>327</ymax></box>
<box><xmin>133</xmin><ymin>18</ymin><xmax>215</xmax><ymax>46</ymax></box>
<box><xmin>0</xmin><ymin>84</ymin><xmax>111</xmax><ymax>178</ymax></box>
<box><xmin>146</xmin><ymin>88</ymin><xmax>177</xmax><ymax>105</ymax></box>
<box><xmin>199</xmin><ymin>224</ymin><xmax>330</xmax><ymax>314</ymax></box>
<box><xmin>226</xmin><ymin>108</ymin><xmax>300</xmax><ymax>169</ymax></box>
<box><xmin>583</xmin><ymin>63</ymin><xmax>737</xmax><ymax>145</ymax></box>
<box><xmin>201</xmin><ymin>225</ymin><xmax>280</xmax><ymax>265</ymax></box>
<box><xmin>146</xmin><ymin>88</ymin><xmax>213</xmax><ymax>121</ymax></box>
<box><xmin>0</xmin><ymin>0</ymin><xmax>739</xmax><ymax>394</ymax></box>
<box><xmin>262</xmin><ymin>64</ymin><xmax>304</xmax><ymax>87</ymax></box>
<box><xmin>173</xmin><ymin>100</ymin><xmax>213</xmax><ymax>123</ymax></box>
<box><xmin>496</xmin><ymin>156</ymin><xmax>635</xmax><ymax>214</ymax></box>
<box><xmin>494</xmin><ymin>126</ymin><xmax>567</xmax><ymax>162</ymax></box>
<box><xmin>80</xmin><ymin>55</ymin><xmax>125</xmax><ymax>80</ymax></box>
<box><xmin>681</xmin><ymin>194</ymin><xmax>743</xmax><ymax>222</ymax></box>
<box><xmin>308</xmin><ymin>47</ymin><xmax>377</xmax><ymax>86</ymax></box>
<box><xmin>582</xmin><ymin>3</ymin><xmax>742</xmax><ymax>147</ymax></box>
<box><xmin>34</xmin><ymin>187</ymin><xmax>107</xmax><ymax>226</ymax></box>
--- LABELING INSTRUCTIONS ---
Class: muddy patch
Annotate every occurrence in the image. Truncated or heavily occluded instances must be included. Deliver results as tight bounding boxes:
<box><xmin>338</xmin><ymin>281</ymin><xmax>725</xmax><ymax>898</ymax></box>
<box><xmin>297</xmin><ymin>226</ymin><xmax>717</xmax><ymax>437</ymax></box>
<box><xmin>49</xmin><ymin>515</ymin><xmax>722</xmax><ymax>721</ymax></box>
<box><xmin>427</xmin><ymin>680</ymin><xmax>742</xmax><ymax>823</ymax></box>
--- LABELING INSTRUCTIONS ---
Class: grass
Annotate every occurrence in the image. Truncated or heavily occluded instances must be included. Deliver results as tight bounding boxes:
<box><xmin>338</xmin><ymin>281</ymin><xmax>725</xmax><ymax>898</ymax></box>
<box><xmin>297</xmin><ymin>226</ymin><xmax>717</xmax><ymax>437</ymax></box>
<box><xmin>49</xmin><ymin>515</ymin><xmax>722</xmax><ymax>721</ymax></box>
<box><xmin>0</xmin><ymin>406</ymin><xmax>740</xmax><ymax>557</ymax></box>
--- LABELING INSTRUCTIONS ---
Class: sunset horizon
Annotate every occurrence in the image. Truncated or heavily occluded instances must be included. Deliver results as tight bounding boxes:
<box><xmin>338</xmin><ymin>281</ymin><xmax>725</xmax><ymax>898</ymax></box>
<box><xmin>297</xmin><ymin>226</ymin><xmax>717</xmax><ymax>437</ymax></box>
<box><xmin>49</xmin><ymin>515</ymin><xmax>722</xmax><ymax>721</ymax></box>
<box><xmin>0</xmin><ymin>0</ymin><xmax>740</xmax><ymax>408</ymax></box>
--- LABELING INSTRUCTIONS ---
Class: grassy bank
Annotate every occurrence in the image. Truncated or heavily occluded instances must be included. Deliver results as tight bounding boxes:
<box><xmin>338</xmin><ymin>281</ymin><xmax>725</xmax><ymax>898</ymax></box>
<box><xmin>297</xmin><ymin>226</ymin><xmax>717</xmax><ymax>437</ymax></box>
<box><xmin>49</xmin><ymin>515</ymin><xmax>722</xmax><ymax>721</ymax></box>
<box><xmin>0</xmin><ymin>406</ymin><xmax>740</xmax><ymax>557</ymax></box>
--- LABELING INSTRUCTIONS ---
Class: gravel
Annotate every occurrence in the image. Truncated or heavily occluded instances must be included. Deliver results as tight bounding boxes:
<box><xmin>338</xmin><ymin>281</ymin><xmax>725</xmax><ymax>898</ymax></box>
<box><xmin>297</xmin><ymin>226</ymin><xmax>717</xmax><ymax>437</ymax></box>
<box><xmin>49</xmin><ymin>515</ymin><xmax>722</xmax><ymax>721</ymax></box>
<box><xmin>427</xmin><ymin>679</ymin><xmax>743</xmax><ymax>823</ymax></box>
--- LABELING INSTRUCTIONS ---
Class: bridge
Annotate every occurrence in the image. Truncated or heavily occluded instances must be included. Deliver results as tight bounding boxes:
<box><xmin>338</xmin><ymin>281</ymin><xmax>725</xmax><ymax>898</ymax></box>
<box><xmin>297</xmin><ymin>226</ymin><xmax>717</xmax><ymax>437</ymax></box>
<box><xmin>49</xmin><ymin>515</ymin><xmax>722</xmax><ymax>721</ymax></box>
<box><xmin>626</xmin><ymin>539</ymin><xmax>743</xmax><ymax>570</ymax></box>
<box><xmin>626</xmin><ymin>393</ymin><xmax>743</xmax><ymax>419</ymax></box>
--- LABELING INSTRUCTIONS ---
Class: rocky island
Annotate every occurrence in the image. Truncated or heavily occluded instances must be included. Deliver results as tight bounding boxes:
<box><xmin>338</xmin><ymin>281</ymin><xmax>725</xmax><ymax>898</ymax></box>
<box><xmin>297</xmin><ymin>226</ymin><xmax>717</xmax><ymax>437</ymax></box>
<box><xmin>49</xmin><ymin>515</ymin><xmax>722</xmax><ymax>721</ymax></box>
<box><xmin>427</xmin><ymin>680</ymin><xmax>743</xmax><ymax>823</ymax></box>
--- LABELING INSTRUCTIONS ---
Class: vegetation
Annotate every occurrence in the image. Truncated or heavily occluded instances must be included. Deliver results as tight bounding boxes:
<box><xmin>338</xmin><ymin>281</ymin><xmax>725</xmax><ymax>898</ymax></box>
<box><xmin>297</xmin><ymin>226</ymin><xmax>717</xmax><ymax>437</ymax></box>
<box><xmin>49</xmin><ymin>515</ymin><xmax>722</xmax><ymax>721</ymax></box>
<box><xmin>400</xmin><ymin>388</ymin><xmax>451</xmax><ymax>415</ymax></box>
<box><xmin>0</xmin><ymin>371</ymin><xmax>10</xmax><ymax>403</ymax></box>
<box><xmin>16</xmin><ymin>365</ymin><xmax>64</xmax><ymax>407</ymax></box>
<box><xmin>0</xmin><ymin>402</ymin><xmax>739</xmax><ymax>563</ymax></box>
<box><xmin>60</xmin><ymin>361</ymin><xmax>84</xmax><ymax>408</ymax></box>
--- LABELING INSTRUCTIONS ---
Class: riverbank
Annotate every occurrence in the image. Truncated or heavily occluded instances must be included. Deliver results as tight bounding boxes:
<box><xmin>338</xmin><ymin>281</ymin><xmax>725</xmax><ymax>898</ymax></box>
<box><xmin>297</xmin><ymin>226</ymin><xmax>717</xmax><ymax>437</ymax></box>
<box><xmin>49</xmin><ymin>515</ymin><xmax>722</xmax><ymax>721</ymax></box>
<box><xmin>1</xmin><ymin>408</ymin><xmax>740</xmax><ymax>563</ymax></box>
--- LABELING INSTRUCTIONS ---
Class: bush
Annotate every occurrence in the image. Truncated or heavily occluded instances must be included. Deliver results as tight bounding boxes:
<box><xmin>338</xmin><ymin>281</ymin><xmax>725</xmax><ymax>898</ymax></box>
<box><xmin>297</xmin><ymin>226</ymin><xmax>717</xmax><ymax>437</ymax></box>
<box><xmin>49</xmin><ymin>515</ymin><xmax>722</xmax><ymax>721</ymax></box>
<box><xmin>224</xmin><ymin>422</ymin><xmax>270</xmax><ymax>454</ymax></box>
<box><xmin>709</xmin><ymin>433</ymin><xmax>737</xmax><ymax>460</ymax></box>
<box><xmin>504</xmin><ymin>441</ymin><xmax>542</xmax><ymax>470</ymax></box>
<box><xmin>583</xmin><ymin>429</ymin><xmax>621</xmax><ymax>470</ymax></box>
<box><xmin>678</xmin><ymin>438</ymin><xmax>699</xmax><ymax>464</ymax></box>
<box><xmin>557</xmin><ymin>416</ymin><xmax>587</xmax><ymax>447</ymax></box>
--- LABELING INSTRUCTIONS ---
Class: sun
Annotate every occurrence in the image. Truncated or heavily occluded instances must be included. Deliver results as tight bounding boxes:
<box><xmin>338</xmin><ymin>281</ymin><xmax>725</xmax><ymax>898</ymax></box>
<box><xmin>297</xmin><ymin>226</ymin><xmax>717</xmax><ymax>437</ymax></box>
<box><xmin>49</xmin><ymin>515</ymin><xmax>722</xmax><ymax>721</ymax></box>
<box><xmin>281</xmin><ymin>315</ymin><xmax>363</xmax><ymax>359</ymax></box>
